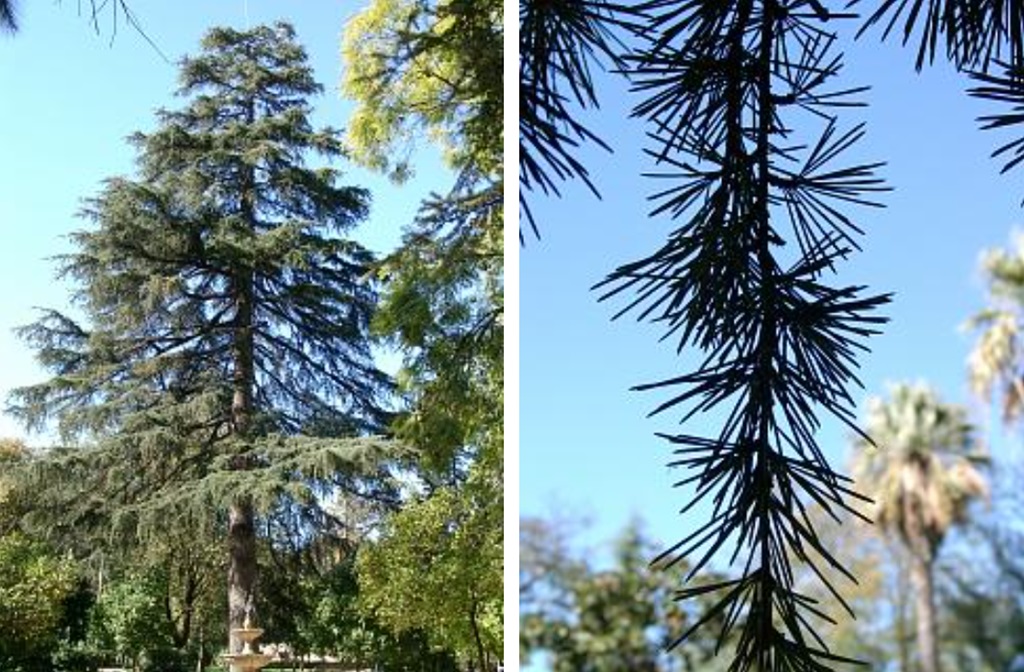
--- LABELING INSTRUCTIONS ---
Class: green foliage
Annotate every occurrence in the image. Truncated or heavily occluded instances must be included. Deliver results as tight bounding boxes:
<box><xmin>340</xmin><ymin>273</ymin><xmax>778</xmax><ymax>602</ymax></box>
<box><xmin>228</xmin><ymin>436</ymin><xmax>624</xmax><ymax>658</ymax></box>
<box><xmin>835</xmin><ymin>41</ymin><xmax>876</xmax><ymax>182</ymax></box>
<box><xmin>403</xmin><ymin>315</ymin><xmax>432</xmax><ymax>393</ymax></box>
<box><xmin>520</xmin><ymin>516</ymin><xmax>734</xmax><ymax>672</ymax></box>
<box><xmin>86</xmin><ymin>561</ymin><xmax>213</xmax><ymax>672</ymax></box>
<box><xmin>89</xmin><ymin>572</ymin><xmax>172</xmax><ymax>667</ymax></box>
<box><xmin>344</xmin><ymin>0</ymin><xmax>502</xmax><ymax>477</ymax></box>
<box><xmin>342</xmin><ymin>0</ymin><xmax>502</xmax><ymax>180</ymax></box>
<box><xmin>343</xmin><ymin>2</ymin><xmax>503</xmax><ymax>670</ymax></box>
<box><xmin>9</xmin><ymin>20</ymin><xmax>394</xmax><ymax>505</ymax></box>
<box><xmin>8</xmin><ymin>24</ymin><xmax>404</xmax><ymax>644</ymax></box>
<box><xmin>357</xmin><ymin>458</ymin><xmax>502</xmax><ymax>670</ymax></box>
<box><xmin>375</xmin><ymin>189</ymin><xmax>503</xmax><ymax>476</ymax></box>
<box><xmin>933</xmin><ymin>461</ymin><xmax>1024</xmax><ymax>672</ymax></box>
<box><xmin>50</xmin><ymin>639</ymin><xmax>103</xmax><ymax>672</ymax></box>
<box><xmin>0</xmin><ymin>437</ymin><xmax>30</xmax><ymax>534</ymax></box>
<box><xmin>259</xmin><ymin>550</ymin><xmax>458</xmax><ymax>670</ymax></box>
<box><xmin>342</xmin><ymin>0</ymin><xmax>503</xmax><ymax>470</ymax></box>
<box><xmin>0</xmin><ymin>533</ymin><xmax>78</xmax><ymax>671</ymax></box>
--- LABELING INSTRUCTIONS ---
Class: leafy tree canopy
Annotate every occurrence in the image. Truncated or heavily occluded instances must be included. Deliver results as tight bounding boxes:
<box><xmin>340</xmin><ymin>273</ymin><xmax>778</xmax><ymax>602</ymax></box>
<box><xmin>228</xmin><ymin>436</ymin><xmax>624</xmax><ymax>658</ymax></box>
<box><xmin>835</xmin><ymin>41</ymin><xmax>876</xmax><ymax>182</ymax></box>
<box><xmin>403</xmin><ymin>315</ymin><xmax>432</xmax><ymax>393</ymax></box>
<box><xmin>357</xmin><ymin>452</ymin><xmax>502</xmax><ymax>670</ymax></box>
<box><xmin>521</xmin><ymin>516</ymin><xmax>738</xmax><ymax>672</ymax></box>
<box><xmin>342</xmin><ymin>3</ymin><xmax>503</xmax><ymax>670</ymax></box>
<box><xmin>342</xmin><ymin>0</ymin><xmax>502</xmax><ymax>181</ymax></box>
<box><xmin>0</xmin><ymin>533</ymin><xmax>78</xmax><ymax>670</ymax></box>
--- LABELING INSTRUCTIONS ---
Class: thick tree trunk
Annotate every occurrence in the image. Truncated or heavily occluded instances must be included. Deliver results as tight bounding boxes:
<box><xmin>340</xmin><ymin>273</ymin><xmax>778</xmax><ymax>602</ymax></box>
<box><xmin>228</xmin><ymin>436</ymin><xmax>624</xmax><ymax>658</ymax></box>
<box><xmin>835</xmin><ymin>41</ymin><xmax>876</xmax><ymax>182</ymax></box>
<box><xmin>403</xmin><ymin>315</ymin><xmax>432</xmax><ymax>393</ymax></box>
<box><xmin>228</xmin><ymin>498</ymin><xmax>257</xmax><ymax>654</ymax></box>
<box><xmin>227</xmin><ymin>97</ymin><xmax>259</xmax><ymax>661</ymax></box>
<box><xmin>228</xmin><ymin>268</ymin><xmax>256</xmax><ymax>655</ymax></box>
<box><xmin>909</xmin><ymin>549</ymin><xmax>939</xmax><ymax>672</ymax></box>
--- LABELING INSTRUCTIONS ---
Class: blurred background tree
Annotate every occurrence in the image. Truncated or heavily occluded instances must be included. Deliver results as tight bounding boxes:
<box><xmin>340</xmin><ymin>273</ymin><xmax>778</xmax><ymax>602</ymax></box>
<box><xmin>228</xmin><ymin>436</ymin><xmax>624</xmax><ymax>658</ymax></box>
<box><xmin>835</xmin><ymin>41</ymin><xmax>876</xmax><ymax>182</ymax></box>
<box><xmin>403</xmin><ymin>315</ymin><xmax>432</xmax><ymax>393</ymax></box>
<box><xmin>852</xmin><ymin>383</ymin><xmax>986</xmax><ymax>672</ymax></box>
<box><xmin>521</xmin><ymin>516</ymin><xmax>736</xmax><ymax>672</ymax></box>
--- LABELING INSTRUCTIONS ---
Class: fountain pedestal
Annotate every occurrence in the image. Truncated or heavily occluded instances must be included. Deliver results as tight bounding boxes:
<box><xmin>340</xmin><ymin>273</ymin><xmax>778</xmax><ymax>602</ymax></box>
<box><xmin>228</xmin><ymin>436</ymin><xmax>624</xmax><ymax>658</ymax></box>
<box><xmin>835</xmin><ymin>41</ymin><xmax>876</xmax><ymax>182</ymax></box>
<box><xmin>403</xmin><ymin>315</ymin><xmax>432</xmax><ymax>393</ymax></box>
<box><xmin>222</xmin><ymin>616</ymin><xmax>272</xmax><ymax>672</ymax></box>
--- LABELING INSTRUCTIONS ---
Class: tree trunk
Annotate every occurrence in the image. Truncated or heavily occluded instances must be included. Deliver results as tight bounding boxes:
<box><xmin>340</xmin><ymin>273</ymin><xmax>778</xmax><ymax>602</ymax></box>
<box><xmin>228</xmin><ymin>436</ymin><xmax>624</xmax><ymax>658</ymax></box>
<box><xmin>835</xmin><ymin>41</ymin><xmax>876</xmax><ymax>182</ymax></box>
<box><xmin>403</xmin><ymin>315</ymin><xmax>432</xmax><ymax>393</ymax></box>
<box><xmin>227</xmin><ymin>94</ymin><xmax>259</xmax><ymax>662</ymax></box>
<box><xmin>909</xmin><ymin>550</ymin><xmax>939</xmax><ymax>672</ymax></box>
<box><xmin>228</xmin><ymin>498</ymin><xmax>257</xmax><ymax>654</ymax></box>
<box><xmin>894</xmin><ymin>547</ymin><xmax>913</xmax><ymax>672</ymax></box>
<box><xmin>469</xmin><ymin>599</ymin><xmax>487</xmax><ymax>672</ymax></box>
<box><xmin>228</xmin><ymin>263</ymin><xmax>256</xmax><ymax>655</ymax></box>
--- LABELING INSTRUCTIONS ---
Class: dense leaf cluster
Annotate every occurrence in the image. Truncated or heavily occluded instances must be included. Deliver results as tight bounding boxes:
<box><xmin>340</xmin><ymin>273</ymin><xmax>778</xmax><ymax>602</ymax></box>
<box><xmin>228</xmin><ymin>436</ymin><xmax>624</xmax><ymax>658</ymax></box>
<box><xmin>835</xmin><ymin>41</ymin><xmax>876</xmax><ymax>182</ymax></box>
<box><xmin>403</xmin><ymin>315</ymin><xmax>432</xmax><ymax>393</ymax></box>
<box><xmin>343</xmin><ymin>1</ymin><xmax>504</xmax><ymax>668</ymax></box>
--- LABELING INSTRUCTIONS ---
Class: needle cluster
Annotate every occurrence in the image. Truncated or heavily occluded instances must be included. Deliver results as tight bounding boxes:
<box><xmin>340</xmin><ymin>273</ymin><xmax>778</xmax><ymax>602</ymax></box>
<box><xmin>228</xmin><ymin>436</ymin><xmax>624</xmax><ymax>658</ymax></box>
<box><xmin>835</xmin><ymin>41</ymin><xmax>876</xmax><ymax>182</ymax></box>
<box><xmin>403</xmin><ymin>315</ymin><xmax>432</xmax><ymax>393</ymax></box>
<box><xmin>595</xmin><ymin>2</ymin><xmax>891</xmax><ymax>668</ymax></box>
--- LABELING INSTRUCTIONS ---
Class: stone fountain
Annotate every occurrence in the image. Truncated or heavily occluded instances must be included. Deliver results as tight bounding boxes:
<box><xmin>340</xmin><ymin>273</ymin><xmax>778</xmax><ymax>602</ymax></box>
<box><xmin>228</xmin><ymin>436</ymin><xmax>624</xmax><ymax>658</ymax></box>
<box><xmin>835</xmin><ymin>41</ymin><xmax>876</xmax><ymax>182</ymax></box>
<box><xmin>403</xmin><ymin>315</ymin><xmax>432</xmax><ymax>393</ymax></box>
<box><xmin>223</xmin><ymin>611</ymin><xmax>272</xmax><ymax>672</ymax></box>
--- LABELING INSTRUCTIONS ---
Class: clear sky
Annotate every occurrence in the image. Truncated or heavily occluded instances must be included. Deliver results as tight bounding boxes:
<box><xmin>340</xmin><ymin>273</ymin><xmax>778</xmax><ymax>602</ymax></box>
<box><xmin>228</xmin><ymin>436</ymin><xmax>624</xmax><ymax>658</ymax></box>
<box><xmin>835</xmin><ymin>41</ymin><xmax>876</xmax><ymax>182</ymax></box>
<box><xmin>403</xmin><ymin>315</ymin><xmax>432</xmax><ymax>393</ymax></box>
<box><xmin>0</xmin><ymin>1</ymin><xmax>450</xmax><ymax>444</ymax></box>
<box><xmin>521</xmin><ymin>22</ymin><xmax>1024</xmax><ymax>577</ymax></box>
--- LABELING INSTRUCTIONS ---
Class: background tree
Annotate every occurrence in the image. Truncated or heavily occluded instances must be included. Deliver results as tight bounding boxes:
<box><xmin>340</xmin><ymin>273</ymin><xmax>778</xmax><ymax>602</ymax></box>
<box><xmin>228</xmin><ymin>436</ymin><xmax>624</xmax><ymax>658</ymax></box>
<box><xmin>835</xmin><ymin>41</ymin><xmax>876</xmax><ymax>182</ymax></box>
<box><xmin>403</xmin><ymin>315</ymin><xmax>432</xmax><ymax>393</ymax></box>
<box><xmin>0</xmin><ymin>437</ymin><xmax>31</xmax><ymax>534</ymax></box>
<box><xmin>788</xmin><ymin>504</ymin><xmax>894</xmax><ymax>670</ymax></box>
<box><xmin>260</xmin><ymin>548</ymin><xmax>459</xmax><ymax>670</ymax></box>
<box><xmin>8</xmin><ymin>22</ymin><xmax>397</xmax><ymax>652</ymax></box>
<box><xmin>852</xmin><ymin>383</ymin><xmax>987</xmax><ymax>672</ymax></box>
<box><xmin>935</xmin><ymin>462</ymin><xmax>1024</xmax><ymax>672</ymax></box>
<box><xmin>520</xmin><ymin>515</ymin><xmax>738</xmax><ymax>672</ymax></box>
<box><xmin>342</xmin><ymin>1</ymin><xmax>503</xmax><ymax>668</ymax></box>
<box><xmin>88</xmin><ymin>571</ymin><xmax>178</xmax><ymax>671</ymax></box>
<box><xmin>0</xmin><ymin>533</ymin><xmax>77</xmax><ymax>671</ymax></box>
<box><xmin>357</xmin><ymin>481</ymin><xmax>502</xmax><ymax>670</ymax></box>
<box><xmin>967</xmin><ymin>233</ymin><xmax>1024</xmax><ymax>422</ymax></box>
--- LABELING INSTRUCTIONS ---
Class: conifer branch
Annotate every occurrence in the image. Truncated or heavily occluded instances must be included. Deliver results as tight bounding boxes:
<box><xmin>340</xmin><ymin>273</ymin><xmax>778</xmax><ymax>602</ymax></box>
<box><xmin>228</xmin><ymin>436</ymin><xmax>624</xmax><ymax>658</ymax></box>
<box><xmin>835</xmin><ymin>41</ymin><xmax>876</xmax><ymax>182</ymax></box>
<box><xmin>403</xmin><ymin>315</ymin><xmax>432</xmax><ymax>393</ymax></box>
<box><xmin>595</xmin><ymin>2</ymin><xmax>890</xmax><ymax>667</ymax></box>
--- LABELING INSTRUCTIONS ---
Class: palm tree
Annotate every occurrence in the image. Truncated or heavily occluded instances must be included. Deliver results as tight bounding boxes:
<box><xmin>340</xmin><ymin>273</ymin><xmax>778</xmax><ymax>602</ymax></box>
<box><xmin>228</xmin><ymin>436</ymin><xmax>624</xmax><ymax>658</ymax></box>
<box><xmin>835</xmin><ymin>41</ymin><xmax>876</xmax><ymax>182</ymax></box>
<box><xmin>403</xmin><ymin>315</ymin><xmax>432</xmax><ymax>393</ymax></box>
<box><xmin>967</xmin><ymin>234</ymin><xmax>1024</xmax><ymax>423</ymax></box>
<box><xmin>853</xmin><ymin>383</ymin><xmax>987</xmax><ymax>672</ymax></box>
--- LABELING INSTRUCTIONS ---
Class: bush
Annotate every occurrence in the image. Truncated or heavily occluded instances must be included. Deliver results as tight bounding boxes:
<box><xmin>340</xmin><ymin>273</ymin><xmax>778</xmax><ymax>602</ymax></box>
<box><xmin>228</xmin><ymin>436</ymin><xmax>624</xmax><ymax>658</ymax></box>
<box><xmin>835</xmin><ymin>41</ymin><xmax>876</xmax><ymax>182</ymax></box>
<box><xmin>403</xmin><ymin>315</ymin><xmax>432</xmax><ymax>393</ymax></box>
<box><xmin>51</xmin><ymin>640</ymin><xmax>102</xmax><ymax>672</ymax></box>
<box><xmin>0</xmin><ymin>533</ymin><xmax>77</xmax><ymax>670</ymax></box>
<box><xmin>141</xmin><ymin>646</ymin><xmax>191</xmax><ymax>672</ymax></box>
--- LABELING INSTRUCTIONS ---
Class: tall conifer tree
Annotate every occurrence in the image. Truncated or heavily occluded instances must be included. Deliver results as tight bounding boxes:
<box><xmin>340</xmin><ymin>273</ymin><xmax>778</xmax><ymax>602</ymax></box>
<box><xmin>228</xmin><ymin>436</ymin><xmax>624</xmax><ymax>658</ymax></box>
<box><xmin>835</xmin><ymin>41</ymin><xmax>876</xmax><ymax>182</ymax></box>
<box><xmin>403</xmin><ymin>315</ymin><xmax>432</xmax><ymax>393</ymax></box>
<box><xmin>9</xmin><ymin>23</ymin><xmax>393</xmax><ymax>652</ymax></box>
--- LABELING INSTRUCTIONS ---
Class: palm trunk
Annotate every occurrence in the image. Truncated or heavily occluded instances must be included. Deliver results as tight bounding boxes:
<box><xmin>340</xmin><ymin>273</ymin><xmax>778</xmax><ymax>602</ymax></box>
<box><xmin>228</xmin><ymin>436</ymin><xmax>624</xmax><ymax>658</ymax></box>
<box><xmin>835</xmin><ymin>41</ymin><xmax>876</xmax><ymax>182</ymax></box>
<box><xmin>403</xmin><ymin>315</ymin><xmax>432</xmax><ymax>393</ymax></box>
<box><xmin>909</xmin><ymin>549</ymin><xmax>939</xmax><ymax>672</ymax></box>
<box><xmin>894</xmin><ymin>547</ymin><xmax>912</xmax><ymax>671</ymax></box>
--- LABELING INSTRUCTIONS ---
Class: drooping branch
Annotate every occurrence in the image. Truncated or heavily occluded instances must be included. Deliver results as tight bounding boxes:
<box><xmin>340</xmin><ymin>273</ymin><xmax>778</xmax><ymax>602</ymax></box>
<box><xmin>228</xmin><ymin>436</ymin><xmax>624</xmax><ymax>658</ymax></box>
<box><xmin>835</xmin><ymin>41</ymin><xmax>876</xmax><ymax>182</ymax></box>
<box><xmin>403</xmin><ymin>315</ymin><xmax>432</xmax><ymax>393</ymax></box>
<box><xmin>597</xmin><ymin>2</ymin><xmax>890</xmax><ymax>667</ymax></box>
<box><xmin>518</xmin><ymin>0</ymin><xmax>639</xmax><ymax>240</ymax></box>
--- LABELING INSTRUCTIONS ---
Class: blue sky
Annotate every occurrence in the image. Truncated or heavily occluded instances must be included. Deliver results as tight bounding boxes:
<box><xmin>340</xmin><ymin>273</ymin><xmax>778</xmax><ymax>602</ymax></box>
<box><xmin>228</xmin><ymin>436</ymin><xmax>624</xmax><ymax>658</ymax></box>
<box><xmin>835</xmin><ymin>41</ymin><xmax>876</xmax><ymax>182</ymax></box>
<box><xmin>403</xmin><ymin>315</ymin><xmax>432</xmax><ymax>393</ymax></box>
<box><xmin>0</xmin><ymin>1</ymin><xmax>449</xmax><ymax>443</ymax></box>
<box><xmin>521</xmin><ymin>23</ymin><xmax>1024</xmax><ymax>573</ymax></box>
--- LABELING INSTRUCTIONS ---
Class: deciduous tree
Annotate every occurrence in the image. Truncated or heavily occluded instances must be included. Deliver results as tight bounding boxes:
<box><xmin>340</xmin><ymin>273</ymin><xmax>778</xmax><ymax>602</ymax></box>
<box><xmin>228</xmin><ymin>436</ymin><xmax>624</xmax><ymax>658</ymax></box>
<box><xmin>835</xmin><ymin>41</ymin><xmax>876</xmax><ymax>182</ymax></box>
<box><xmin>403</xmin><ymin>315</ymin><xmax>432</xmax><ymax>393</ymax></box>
<box><xmin>520</xmin><ymin>516</ymin><xmax>736</xmax><ymax>672</ymax></box>
<box><xmin>0</xmin><ymin>533</ymin><xmax>77</xmax><ymax>671</ymax></box>
<box><xmin>342</xmin><ymin>2</ymin><xmax>503</xmax><ymax>668</ymax></box>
